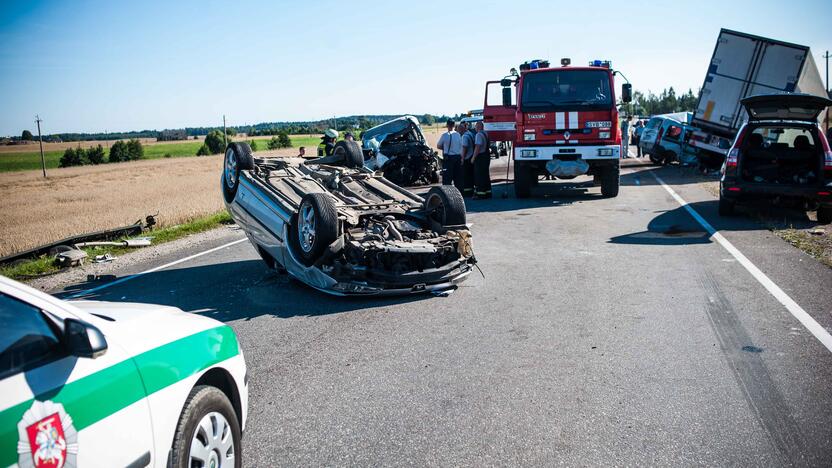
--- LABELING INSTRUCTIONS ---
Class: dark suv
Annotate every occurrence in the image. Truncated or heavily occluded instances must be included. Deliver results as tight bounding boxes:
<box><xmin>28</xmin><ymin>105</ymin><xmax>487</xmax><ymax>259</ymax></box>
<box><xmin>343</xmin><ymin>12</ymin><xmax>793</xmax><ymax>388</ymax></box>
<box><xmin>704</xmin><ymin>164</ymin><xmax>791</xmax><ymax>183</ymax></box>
<box><xmin>719</xmin><ymin>93</ymin><xmax>832</xmax><ymax>223</ymax></box>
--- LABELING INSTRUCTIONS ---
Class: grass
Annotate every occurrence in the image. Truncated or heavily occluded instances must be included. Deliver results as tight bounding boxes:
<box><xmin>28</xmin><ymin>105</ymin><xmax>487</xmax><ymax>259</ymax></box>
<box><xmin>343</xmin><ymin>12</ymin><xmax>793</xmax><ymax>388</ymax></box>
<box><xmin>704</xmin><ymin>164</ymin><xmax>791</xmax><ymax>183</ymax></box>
<box><xmin>1</xmin><ymin>211</ymin><xmax>233</xmax><ymax>280</ymax></box>
<box><xmin>773</xmin><ymin>227</ymin><xmax>832</xmax><ymax>268</ymax></box>
<box><xmin>0</xmin><ymin>135</ymin><xmax>323</xmax><ymax>172</ymax></box>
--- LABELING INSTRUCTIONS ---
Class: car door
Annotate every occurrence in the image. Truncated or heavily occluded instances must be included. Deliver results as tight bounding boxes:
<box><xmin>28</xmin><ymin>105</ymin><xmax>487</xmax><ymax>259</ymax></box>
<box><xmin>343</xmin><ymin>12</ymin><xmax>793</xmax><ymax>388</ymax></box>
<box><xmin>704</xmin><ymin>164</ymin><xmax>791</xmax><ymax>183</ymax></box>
<box><xmin>482</xmin><ymin>80</ymin><xmax>517</xmax><ymax>142</ymax></box>
<box><xmin>0</xmin><ymin>290</ymin><xmax>155</xmax><ymax>468</ymax></box>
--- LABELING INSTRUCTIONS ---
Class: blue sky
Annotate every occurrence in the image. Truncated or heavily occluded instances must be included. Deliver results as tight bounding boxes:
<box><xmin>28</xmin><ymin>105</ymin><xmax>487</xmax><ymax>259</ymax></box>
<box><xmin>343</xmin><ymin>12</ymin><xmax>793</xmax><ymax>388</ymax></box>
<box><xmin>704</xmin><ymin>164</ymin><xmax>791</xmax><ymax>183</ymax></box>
<box><xmin>0</xmin><ymin>0</ymin><xmax>830</xmax><ymax>136</ymax></box>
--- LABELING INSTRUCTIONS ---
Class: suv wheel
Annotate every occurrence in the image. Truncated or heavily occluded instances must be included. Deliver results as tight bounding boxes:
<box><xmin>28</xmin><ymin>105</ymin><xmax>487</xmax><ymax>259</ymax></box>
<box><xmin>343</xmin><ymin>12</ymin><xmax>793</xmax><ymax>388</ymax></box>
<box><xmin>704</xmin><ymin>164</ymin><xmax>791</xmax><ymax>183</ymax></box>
<box><xmin>718</xmin><ymin>196</ymin><xmax>735</xmax><ymax>216</ymax></box>
<box><xmin>817</xmin><ymin>205</ymin><xmax>832</xmax><ymax>224</ymax></box>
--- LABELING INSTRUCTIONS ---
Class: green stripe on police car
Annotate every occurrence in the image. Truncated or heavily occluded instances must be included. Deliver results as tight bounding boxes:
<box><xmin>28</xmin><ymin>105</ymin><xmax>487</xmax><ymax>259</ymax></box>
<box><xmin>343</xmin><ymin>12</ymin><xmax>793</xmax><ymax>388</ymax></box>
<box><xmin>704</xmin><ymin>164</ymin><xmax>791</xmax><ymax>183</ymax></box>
<box><xmin>0</xmin><ymin>325</ymin><xmax>239</xmax><ymax>466</ymax></box>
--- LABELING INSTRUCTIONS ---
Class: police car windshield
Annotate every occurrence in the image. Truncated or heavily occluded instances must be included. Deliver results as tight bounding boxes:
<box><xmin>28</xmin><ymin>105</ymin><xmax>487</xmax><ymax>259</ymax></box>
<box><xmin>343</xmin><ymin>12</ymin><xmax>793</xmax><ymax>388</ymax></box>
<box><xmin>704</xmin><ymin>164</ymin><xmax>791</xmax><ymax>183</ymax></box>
<box><xmin>521</xmin><ymin>70</ymin><xmax>612</xmax><ymax>111</ymax></box>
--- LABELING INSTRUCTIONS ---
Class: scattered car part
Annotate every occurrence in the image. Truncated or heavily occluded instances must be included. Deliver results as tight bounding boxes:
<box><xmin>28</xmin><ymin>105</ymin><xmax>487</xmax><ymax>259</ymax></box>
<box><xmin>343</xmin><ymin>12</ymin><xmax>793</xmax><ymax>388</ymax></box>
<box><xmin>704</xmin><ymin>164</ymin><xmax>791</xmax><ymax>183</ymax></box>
<box><xmin>55</xmin><ymin>248</ymin><xmax>88</xmax><ymax>267</ymax></box>
<box><xmin>222</xmin><ymin>141</ymin><xmax>476</xmax><ymax>296</ymax></box>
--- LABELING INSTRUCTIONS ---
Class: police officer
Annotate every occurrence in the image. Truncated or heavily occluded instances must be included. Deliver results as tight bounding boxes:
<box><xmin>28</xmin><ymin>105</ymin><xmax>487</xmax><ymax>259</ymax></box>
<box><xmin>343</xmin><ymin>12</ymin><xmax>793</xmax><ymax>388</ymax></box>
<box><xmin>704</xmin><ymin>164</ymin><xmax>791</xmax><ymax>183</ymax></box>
<box><xmin>436</xmin><ymin>119</ymin><xmax>463</xmax><ymax>190</ymax></box>
<box><xmin>318</xmin><ymin>128</ymin><xmax>339</xmax><ymax>156</ymax></box>
<box><xmin>471</xmin><ymin>121</ymin><xmax>491</xmax><ymax>199</ymax></box>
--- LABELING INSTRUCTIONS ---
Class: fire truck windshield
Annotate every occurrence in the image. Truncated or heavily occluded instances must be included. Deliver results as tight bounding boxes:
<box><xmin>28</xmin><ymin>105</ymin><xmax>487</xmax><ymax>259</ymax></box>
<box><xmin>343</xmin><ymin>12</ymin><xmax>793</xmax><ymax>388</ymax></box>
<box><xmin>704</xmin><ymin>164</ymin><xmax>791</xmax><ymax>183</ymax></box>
<box><xmin>520</xmin><ymin>70</ymin><xmax>612</xmax><ymax>111</ymax></box>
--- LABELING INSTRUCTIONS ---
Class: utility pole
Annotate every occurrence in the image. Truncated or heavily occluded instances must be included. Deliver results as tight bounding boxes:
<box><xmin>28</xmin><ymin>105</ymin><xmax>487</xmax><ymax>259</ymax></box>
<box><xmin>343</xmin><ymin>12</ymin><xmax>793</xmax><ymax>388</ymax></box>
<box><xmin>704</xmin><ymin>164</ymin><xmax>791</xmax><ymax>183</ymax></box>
<box><xmin>222</xmin><ymin>115</ymin><xmax>228</xmax><ymax>150</ymax></box>
<box><xmin>824</xmin><ymin>51</ymin><xmax>830</xmax><ymax>133</ymax></box>
<box><xmin>35</xmin><ymin>115</ymin><xmax>46</xmax><ymax>178</ymax></box>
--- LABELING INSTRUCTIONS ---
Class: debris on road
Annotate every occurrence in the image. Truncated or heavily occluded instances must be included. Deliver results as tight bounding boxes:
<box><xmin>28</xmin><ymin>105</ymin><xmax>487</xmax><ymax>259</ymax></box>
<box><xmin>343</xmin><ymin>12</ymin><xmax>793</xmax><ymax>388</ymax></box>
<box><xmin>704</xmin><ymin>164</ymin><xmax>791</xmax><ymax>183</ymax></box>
<box><xmin>55</xmin><ymin>249</ymin><xmax>88</xmax><ymax>267</ymax></box>
<box><xmin>93</xmin><ymin>253</ymin><xmax>116</xmax><ymax>263</ymax></box>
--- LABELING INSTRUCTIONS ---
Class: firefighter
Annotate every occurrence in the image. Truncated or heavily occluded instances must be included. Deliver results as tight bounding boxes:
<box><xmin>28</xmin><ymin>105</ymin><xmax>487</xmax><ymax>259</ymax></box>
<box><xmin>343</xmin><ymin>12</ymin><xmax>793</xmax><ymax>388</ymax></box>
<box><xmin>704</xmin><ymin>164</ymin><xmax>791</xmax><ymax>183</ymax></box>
<box><xmin>460</xmin><ymin>122</ymin><xmax>475</xmax><ymax>197</ymax></box>
<box><xmin>471</xmin><ymin>121</ymin><xmax>492</xmax><ymax>199</ymax></box>
<box><xmin>317</xmin><ymin>128</ymin><xmax>339</xmax><ymax>156</ymax></box>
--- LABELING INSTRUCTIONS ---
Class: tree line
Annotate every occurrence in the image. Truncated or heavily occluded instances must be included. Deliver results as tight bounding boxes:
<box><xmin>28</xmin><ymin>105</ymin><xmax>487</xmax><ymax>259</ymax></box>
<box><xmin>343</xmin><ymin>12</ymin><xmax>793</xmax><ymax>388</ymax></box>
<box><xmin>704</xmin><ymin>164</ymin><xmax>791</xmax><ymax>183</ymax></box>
<box><xmin>631</xmin><ymin>87</ymin><xmax>699</xmax><ymax>116</ymax></box>
<box><xmin>59</xmin><ymin>139</ymin><xmax>144</xmax><ymax>167</ymax></box>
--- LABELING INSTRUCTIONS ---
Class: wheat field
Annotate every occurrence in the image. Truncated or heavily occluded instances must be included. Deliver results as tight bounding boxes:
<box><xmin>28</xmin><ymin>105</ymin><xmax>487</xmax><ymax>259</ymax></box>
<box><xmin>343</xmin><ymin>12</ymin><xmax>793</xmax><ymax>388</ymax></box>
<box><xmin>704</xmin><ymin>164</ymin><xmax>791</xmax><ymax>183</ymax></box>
<box><xmin>0</xmin><ymin>129</ymin><xmax>444</xmax><ymax>257</ymax></box>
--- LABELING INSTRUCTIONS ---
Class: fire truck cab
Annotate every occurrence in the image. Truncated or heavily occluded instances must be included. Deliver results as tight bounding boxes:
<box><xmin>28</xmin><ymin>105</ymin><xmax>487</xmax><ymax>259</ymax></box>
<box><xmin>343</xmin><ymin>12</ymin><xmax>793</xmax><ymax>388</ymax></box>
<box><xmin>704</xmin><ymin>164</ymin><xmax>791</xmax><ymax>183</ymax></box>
<box><xmin>484</xmin><ymin>59</ymin><xmax>632</xmax><ymax>198</ymax></box>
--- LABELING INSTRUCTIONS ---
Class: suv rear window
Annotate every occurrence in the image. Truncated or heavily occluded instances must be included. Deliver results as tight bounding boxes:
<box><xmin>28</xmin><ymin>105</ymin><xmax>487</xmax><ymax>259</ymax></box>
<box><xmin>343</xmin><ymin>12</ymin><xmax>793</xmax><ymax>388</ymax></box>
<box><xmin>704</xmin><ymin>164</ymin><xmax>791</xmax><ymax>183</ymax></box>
<box><xmin>748</xmin><ymin>126</ymin><xmax>815</xmax><ymax>150</ymax></box>
<box><xmin>646</xmin><ymin>118</ymin><xmax>662</xmax><ymax>129</ymax></box>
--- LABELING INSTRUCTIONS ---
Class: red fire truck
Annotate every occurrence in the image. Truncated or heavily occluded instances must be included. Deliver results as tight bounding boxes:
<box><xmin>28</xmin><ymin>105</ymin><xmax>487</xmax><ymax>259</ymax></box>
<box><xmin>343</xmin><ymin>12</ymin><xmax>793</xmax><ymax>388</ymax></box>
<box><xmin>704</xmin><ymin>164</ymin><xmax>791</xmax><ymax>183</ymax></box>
<box><xmin>483</xmin><ymin>59</ymin><xmax>632</xmax><ymax>198</ymax></box>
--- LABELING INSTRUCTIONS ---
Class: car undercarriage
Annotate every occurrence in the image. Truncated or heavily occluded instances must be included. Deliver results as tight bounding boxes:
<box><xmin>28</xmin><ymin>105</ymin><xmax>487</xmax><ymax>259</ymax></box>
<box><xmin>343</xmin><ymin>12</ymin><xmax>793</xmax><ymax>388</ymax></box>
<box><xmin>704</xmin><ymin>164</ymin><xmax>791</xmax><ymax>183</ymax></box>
<box><xmin>222</xmin><ymin>141</ymin><xmax>475</xmax><ymax>295</ymax></box>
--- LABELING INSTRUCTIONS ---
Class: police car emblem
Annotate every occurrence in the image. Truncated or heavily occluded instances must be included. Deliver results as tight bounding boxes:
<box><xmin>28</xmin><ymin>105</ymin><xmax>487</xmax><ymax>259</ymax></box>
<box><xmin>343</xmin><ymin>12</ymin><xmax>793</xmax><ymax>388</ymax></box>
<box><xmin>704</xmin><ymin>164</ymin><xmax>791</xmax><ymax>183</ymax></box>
<box><xmin>17</xmin><ymin>400</ymin><xmax>78</xmax><ymax>468</ymax></box>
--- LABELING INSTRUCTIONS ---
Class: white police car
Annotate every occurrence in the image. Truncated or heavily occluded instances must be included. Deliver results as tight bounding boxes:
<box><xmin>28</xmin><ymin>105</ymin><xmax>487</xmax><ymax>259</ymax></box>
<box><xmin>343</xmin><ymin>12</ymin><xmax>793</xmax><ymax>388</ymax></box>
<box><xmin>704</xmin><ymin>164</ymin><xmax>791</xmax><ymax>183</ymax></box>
<box><xmin>0</xmin><ymin>276</ymin><xmax>247</xmax><ymax>467</ymax></box>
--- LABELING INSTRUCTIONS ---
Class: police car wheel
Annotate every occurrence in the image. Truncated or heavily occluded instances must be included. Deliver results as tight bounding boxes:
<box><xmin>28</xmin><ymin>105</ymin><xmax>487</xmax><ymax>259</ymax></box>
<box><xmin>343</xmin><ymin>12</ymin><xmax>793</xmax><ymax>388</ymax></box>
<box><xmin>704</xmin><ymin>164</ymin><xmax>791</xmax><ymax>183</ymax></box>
<box><xmin>170</xmin><ymin>385</ymin><xmax>242</xmax><ymax>468</ymax></box>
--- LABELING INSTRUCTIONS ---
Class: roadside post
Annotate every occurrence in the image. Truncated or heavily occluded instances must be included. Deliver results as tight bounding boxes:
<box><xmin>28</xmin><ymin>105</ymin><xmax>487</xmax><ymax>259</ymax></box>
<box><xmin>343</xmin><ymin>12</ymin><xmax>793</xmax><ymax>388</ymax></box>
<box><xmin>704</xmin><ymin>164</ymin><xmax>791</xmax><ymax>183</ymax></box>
<box><xmin>35</xmin><ymin>115</ymin><xmax>46</xmax><ymax>178</ymax></box>
<box><xmin>223</xmin><ymin>114</ymin><xmax>228</xmax><ymax>150</ymax></box>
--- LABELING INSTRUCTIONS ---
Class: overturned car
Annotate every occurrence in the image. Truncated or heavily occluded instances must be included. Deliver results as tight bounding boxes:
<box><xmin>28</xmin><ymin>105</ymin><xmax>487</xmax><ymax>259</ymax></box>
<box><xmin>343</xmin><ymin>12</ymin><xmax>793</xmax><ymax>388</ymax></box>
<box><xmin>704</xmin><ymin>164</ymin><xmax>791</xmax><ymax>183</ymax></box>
<box><xmin>361</xmin><ymin>116</ymin><xmax>441</xmax><ymax>186</ymax></box>
<box><xmin>222</xmin><ymin>140</ymin><xmax>476</xmax><ymax>295</ymax></box>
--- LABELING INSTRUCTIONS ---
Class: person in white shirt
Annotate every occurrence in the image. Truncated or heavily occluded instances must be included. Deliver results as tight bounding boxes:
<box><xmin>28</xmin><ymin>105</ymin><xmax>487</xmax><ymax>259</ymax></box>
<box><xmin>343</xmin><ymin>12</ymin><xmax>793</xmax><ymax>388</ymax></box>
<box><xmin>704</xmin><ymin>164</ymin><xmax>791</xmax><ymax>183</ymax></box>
<box><xmin>436</xmin><ymin>119</ymin><xmax>463</xmax><ymax>190</ymax></box>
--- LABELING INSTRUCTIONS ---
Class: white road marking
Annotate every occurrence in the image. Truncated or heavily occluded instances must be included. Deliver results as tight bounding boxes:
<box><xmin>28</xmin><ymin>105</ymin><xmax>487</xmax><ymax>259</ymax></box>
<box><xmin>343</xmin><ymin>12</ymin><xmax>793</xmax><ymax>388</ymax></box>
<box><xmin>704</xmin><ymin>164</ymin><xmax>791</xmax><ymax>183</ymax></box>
<box><xmin>650</xmin><ymin>172</ymin><xmax>832</xmax><ymax>353</ymax></box>
<box><xmin>66</xmin><ymin>237</ymin><xmax>247</xmax><ymax>299</ymax></box>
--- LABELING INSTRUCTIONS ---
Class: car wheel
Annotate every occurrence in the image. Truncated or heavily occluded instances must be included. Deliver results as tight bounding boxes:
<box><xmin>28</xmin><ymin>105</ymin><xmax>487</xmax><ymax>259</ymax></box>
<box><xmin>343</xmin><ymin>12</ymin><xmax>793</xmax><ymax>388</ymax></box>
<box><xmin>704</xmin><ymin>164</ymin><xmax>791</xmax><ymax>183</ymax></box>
<box><xmin>817</xmin><ymin>205</ymin><xmax>832</xmax><ymax>224</ymax></box>
<box><xmin>424</xmin><ymin>185</ymin><xmax>467</xmax><ymax>226</ymax></box>
<box><xmin>332</xmin><ymin>140</ymin><xmax>364</xmax><ymax>168</ymax></box>
<box><xmin>169</xmin><ymin>385</ymin><xmax>242</xmax><ymax>468</ymax></box>
<box><xmin>293</xmin><ymin>193</ymin><xmax>339</xmax><ymax>265</ymax></box>
<box><xmin>600</xmin><ymin>165</ymin><xmax>620</xmax><ymax>198</ymax></box>
<box><xmin>718</xmin><ymin>195</ymin><xmax>735</xmax><ymax>216</ymax></box>
<box><xmin>222</xmin><ymin>143</ymin><xmax>254</xmax><ymax>203</ymax></box>
<box><xmin>514</xmin><ymin>162</ymin><xmax>532</xmax><ymax>198</ymax></box>
<box><xmin>648</xmin><ymin>153</ymin><xmax>661</xmax><ymax>165</ymax></box>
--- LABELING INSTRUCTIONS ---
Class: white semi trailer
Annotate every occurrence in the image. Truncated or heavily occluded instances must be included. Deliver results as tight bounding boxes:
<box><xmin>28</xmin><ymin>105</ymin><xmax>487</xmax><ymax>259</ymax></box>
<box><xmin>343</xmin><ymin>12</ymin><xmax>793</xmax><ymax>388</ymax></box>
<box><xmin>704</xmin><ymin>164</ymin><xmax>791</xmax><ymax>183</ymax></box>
<box><xmin>688</xmin><ymin>29</ymin><xmax>827</xmax><ymax>159</ymax></box>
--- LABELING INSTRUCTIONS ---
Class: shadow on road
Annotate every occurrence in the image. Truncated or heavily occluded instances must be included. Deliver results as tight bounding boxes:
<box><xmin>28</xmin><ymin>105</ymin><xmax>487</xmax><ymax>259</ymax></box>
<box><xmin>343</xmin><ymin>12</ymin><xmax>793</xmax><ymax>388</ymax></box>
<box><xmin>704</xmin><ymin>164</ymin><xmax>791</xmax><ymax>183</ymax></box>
<box><xmin>610</xmin><ymin>199</ymin><xmax>818</xmax><ymax>246</ymax></box>
<box><xmin>63</xmin><ymin>260</ymin><xmax>433</xmax><ymax>322</ymax></box>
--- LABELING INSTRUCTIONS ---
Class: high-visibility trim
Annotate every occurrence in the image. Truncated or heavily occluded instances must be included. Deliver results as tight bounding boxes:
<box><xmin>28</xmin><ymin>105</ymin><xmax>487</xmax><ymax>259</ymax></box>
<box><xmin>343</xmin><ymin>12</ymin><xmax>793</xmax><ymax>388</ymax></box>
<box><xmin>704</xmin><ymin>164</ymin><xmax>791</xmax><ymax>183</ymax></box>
<box><xmin>569</xmin><ymin>112</ymin><xmax>579</xmax><ymax>129</ymax></box>
<box><xmin>555</xmin><ymin>112</ymin><xmax>565</xmax><ymax>130</ymax></box>
<box><xmin>0</xmin><ymin>325</ymin><xmax>239</xmax><ymax>466</ymax></box>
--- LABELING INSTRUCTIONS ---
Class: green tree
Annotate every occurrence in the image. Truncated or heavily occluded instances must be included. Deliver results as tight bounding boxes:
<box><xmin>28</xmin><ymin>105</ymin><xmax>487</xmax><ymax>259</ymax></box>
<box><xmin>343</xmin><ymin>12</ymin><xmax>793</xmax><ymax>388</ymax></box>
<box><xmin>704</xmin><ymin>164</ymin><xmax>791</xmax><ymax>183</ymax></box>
<box><xmin>249</xmin><ymin>140</ymin><xmax>258</xmax><ymax>151</ymax></box>
<box><xmin>86</xmin><ymin>145</ymin><xmax>105</xmax><ymax>164</ymax></box>
<box><xmin>204</xmin><ymin>130</ymin><xmax>226</xmax><ymax>154</ymax></box>
<box><xmin>267</xmin><ymin>136</ymin><xmax>281</xmax><ymax>150</ymax></box>
<box><xmin>59</xmin><ymin>147</ymin><xmax>84</xmax><ymax>167</ymax></box>
<box><xmin>109</xmin><ymin>140</ymin><xmax>128</xmax><ymax>162</ymax></box>
<box><xmin>196</xmin><ymin>144</ymin><xmax>211</xmax><ymax>156</ymax></box>
<box><xmin>420</xmin><ymin>114</ymin><xmax>435</xmax><ymax>126</ymax></box>
<box><xmin>126</xmin><ymin>139</ymin><xmax>144</xmax><ymax>160</ymax></box>
<box><xmin>21</xmin><ymin>130</ymin><xmax>33</xmax><ymax>141</ymax></box>
<box><xmin>277</xmin><ymin>131</ymin><xmax>292</xmax><ymax>148</ymax></box>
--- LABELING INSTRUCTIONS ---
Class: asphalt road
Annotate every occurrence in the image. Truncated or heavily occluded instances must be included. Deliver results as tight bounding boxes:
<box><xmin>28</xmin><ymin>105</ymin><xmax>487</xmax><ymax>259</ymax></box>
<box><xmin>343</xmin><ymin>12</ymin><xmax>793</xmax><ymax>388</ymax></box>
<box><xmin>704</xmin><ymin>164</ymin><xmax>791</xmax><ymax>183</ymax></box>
<box><xmin>57</xmin><ymin>159</ymin><xmax>832</xmax><ymax>466</ymax></box>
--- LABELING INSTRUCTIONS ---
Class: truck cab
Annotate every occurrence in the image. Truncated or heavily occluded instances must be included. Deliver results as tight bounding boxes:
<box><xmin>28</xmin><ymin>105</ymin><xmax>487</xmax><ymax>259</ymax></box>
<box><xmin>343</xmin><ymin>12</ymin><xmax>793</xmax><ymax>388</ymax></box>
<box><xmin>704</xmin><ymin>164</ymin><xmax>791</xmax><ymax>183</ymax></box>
<box><xmin>484</xmin><ymin>59</ymin><xmax>631</xmax><ymax>198</ymax></box>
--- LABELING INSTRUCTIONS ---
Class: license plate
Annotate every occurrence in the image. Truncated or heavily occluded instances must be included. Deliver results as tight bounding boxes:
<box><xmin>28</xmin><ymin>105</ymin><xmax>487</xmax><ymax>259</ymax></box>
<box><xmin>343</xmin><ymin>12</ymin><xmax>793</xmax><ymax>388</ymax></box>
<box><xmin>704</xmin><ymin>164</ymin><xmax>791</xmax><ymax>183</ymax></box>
<box><xmin>585</xmin><ymin>121</ymin><xmax>611</xmax><ymax>128</ymax></box>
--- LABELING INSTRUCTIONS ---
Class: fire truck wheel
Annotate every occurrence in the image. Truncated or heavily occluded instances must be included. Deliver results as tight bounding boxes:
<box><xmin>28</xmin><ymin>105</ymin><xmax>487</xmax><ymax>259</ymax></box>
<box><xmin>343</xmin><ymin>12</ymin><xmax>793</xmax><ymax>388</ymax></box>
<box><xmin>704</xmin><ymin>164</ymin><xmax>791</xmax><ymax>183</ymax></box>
<box><xmin>600</xmin><ymin>165</ymin><xmax>619</xmax><ymax>198</ymax></box>
<box><xmin>514</xmin><ymin>163</ymin><xmax>532</xmax><ymax>198</ymax></box>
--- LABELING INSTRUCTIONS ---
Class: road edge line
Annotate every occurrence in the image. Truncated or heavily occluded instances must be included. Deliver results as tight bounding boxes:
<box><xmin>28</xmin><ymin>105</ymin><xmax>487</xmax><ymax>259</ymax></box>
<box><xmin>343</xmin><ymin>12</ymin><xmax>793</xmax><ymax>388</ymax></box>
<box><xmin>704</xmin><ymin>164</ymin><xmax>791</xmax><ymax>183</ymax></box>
<box><xmin>67</xmin><ymin>238</ymin><xmax>247</xmax><ymax>299</ymax></box>
<box><xmin>650</xmin><ymin>171</ymin><xmax>832</xmax><ymax>353</ymax></box>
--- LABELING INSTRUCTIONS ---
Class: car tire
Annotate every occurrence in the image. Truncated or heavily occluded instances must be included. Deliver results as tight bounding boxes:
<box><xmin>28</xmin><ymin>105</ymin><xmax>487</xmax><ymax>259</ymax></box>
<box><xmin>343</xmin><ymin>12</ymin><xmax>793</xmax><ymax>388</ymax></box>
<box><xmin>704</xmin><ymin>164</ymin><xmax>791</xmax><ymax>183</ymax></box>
<box><xmin>600</xmin><ymin>165</ymin><xmax>620</xmax><ymax>198</ymax></box>
<box><xmin>169</xmin><ymin>385</ymin><xmax>242</xmax><ymax>468</ymax></box>
<box><xmin>424</xmin><ymin>185</ymin><xmax>467</xmax><ymax>226</ymax></box>
<box><xmin>332</xmin><ymin>140</ymin><xmax>364</xmax><ymax>168</ymax></box>
<box><xmin>293</xmin><ymin>193</ymin><xmax>339</xmax><ymax>265</ymax></box>
<box><xmin>718</xmin><ymin>195</ymin><xmax>735</xmax><ymax>216</ymax></box>
<box><xmin>648</xmin><ymin>153</ymin><xmax>661</xmax><ymax>165</ymax></box>
<box><xmin>222</xmin><ymin>143</ymin><xmax>254</xmax><ymax>203</ymax></box>
<box><xmin>514</xmin><ymin>162</ymin><xmax>532</xmax><ymax>198</ymax></box>
<box><xmin>817</xmin><ymin>205</ymin><xmax>832</xmax><ymax>224</ymax></box>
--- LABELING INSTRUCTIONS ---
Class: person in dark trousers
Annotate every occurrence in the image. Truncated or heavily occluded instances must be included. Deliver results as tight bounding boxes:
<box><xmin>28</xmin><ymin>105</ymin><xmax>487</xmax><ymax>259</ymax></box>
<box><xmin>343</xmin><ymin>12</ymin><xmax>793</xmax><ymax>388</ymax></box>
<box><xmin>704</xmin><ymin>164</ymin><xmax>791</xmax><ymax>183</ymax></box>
<box><xmin>472</xmin><ymin>121</ymin><xmax>492</xmax><ymax>199</ymax></box>
<box><xmin>436</xmin><ymin>119</ymin><xmax>463</xmax><ymax>190</ymax></box>
<box><xmin>460</xmin><ymin>122</ymin><xmax>476</xmax><ymax>197</ymax></box>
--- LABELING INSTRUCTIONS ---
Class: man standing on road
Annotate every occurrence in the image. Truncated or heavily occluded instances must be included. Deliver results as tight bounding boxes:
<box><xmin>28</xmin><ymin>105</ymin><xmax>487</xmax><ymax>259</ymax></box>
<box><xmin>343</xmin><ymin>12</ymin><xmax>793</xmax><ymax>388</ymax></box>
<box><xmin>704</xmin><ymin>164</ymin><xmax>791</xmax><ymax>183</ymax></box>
<box><xmin>472</xmin><ymin>121</ymin><xmax>492</xmax><ymax>199</ymax></box>
<box><xmin>318</xmin><ymin>128</ymin><xmax>339</xmax><ymax>156</ymax></box>
<box><xmin>460</xmin><ymin>122</ymin><xmax>475</xmax><ymax>197</ymax></box>
<box><xmin>436</xmin><ymin>119</ymin><xmax>463</xmax><ymax>190</ymax></box>
<box><xmin>633</xmin><ymin>120</ymin><xmax>644</xmax><ymax>158</ymax></box>
<box><xmin>621</xmin><ymin>116</ymin><xmax>632</xmax><ymax>159</ymax></box>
